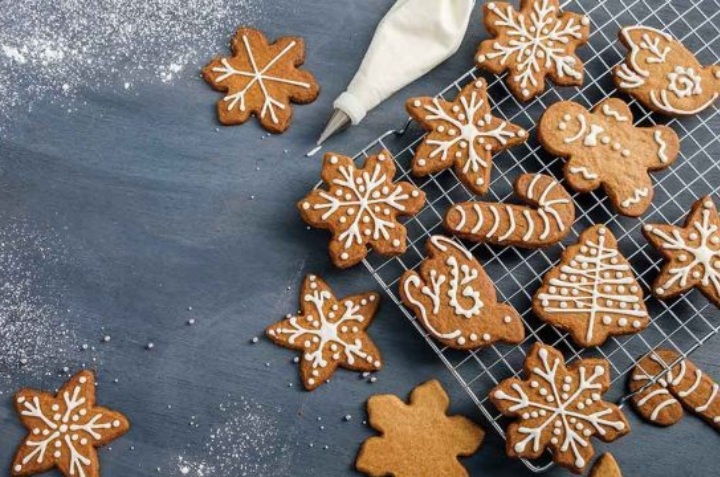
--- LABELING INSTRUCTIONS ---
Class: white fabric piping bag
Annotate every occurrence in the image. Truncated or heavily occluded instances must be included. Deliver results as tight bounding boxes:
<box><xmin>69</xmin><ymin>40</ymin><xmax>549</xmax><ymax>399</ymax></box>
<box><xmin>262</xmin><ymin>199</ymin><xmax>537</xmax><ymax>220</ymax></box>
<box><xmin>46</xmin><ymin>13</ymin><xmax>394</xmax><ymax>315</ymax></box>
<box><xmin>316</xmin><ymin>0</ymin><xmax>475</xmax><ymax>147</ymax></box>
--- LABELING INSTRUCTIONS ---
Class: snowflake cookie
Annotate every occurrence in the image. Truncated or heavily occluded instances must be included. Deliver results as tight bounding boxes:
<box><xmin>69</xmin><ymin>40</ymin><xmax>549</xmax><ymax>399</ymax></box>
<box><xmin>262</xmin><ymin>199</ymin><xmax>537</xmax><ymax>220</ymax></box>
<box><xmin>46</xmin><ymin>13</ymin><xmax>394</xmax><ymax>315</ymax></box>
<box><xmin>203</xmin><ymin>27</ymin><xmax>320</xmax><ymax>133</ymax></box>
<box><xmin>615</xmin><ymin>26</ymin><xmax>720</xmax><ymax>116</ymax></box>
<box><xmin>643</xmin><ymin>196</ymin><xmax>720</xmax><ymax>307</ymax></box>
<box><xmin>589</xmin><ymin>454</ymin><xmax>623</xmax><ymax>477</ymax></box>
<box><xmin>533</xmin><ymin>225</ymin><xmax>649</xmax><ymax>347</ymax></box>
<box><xmin>444</xmin><ymin>173</ymin><xmax>575</xmax><ymax>248</ymax></box>
<box><xmin>11</xmin><ymin>370</ymin><xmax>130</xmax><ymax>477</ymax></box>
<box><xmin>356</xmin><ymin>380</ymin><xmax>484</xmax><ymax>477</ymax></box>
<box><xmin>476</xmin><ymin>0</ymin><xmax>591</xmax><ymax>101</ymax></box>
<box><xmin>298</xmin><ymin>150</ymin><xmax>425</xmax><ymax>269</ymax></box>
<box><xmin>538</xmin><ymin>98</ymin><xmax>679</xmax><ymax>217</ymax></box>
<box><xmin>266</xmin><ymin>274</ymin><xmax>382</xmax><ymax>390</ymax></box>
<box><xmin>406</xmin><ymin>79</ymin><xmax>528</xmax><ymax>194</ymax></box>
<box><xmin>490</xmin><ymin>343</ymin><xmax>629</xmax><ymax>473</ymax></box>
<box><xmin>629</xmin><ymin>348</ymin><xmax>720</xmax><ymax>430</ymax></box>
<box><xmin>399</xmin><ymin>235</ymin><xmax>524</xmax><ymax>350</ymax></box>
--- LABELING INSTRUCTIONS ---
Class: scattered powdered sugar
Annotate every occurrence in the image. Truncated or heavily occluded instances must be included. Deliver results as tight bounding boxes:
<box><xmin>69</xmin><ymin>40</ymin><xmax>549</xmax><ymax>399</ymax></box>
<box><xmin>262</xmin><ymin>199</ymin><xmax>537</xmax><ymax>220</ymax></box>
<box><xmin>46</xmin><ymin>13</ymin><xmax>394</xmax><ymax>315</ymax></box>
<box><xmin>0</xmin><ymin>0</ymin><xmax>263</xmax><ymax>131</ymax></box>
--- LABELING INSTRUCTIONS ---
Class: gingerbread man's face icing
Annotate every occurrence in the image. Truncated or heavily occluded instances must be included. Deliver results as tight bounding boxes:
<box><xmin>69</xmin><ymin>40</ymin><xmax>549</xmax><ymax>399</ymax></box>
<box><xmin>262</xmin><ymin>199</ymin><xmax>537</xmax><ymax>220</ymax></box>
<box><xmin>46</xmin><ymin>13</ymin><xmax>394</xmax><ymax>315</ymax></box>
<box><xmin>538</xmin><ymin>98</ymin><xmax>679</xmax><ymax>217</ymax></box>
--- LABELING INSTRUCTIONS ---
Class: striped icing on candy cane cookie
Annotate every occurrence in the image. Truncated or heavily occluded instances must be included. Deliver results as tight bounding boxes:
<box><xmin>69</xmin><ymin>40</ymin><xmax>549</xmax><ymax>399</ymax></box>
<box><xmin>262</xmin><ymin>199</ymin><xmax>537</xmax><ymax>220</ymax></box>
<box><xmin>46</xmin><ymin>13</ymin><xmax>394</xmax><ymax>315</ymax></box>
<box><xmin>630</xmin><ymin>348</ymin><xmax>720</xmax><ymax>430</ymax></box>
<box><xmin>444</xmin><ymin>173</ymin><xmax>575</xmax><ymax>248</ymax></box>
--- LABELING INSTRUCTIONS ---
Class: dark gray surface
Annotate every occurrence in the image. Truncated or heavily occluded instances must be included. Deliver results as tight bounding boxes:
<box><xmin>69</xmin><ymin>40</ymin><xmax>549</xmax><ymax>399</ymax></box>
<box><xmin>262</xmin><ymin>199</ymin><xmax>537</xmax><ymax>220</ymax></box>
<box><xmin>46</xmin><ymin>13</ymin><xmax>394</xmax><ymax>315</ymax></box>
<box><xmin>0</xmin><ymin>1</ymin><xmax>718</xmax><ymax>476</ymax></box>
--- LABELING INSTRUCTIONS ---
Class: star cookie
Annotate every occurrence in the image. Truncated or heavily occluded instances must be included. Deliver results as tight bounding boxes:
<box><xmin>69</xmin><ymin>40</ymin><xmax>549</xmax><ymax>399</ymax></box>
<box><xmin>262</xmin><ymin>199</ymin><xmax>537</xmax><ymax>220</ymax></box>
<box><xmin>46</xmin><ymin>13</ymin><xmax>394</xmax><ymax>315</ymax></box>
<box><xmin>203</xmin><ymin>27</ymin><xmax>320</xmax><ymax>133</ymax></box>
<box><xmin>490</xmin><ymin>343</ymin><xmax>630</xmax><ymax>474</ymax></box>
<box><xmin>643</xmin><ymin>196</ymin><xmax>720</xmax><ymax>307</ymax></box>
<box><xmin>266</xmin><ymin>274</ymin><xmax>383</xmax><ymax>390</ymax></box>
<box><xmin>589</xmin><ymin>454</ymin><xmax>623</xmax><ymax>477</ymax></box>
<box><xmin>406</xmin><ymin>79</ymin><xmax>528</xmax><ymax>195</ymax></box>
<box><xmin>11</xmin><ymin>370</ymin><xmax>130</xmax><ymax>477</ymax></box>
<box><xmin>476</xmin><ymin>0</ymin><xmax>591</xmax><ymax>101</ymax></box>
<box><xmin>298</xmin><ymin>150</ymin><xmax>426</xmax><ymax>269</ymax></box>
<box><xmin>356</xmin><ymin>380</ymin><xmax>484</xmax><ymax>477</ymax></box>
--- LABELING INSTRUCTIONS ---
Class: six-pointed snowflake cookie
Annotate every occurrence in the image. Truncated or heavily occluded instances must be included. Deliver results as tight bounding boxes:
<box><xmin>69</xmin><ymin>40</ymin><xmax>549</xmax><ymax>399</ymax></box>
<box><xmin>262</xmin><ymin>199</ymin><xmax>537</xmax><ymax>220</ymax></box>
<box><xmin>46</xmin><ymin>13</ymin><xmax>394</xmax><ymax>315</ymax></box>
<box><xmin>298</xmin><ymin>150</ymin><xmax>426</xmax><ymax>269</ymax></box>
<box><xmin>643</xmin><ymin>196</ymin><xmax>720</xmax><ymax>307</ymax></box>
<box><xmin>538</xmin><ymin>98</ymin><xmax>679</xmax><ymax>217</ymax></box>
<box><xmin>615</xmin><ymin>25</ymin><xmax>720</xmax><ymax>116</ymax></box>
<box><xmin>355</xmin><ymin>380</ymin><xmax>484</xmax><ymax>477</ymax></box>
<box><xmin>589</xmin><ymin>454</ymin><xmax>623</xmax><ymax>477</ymax></box>
<box><xmin>203</xmin><ymin>27</ymin><xmax>320</xmax><ymax>133</ymax></box>
<box><xmin>533</xmin><ymin>225</ymin><xmax>649</xmax><ymax>347</ymax></box>
<box><xmin>266</xmin><ymin>274</ymin><xmax>383</xmax><ymax>390</ymax></box>
<box><xmin>476</xmin><ymin>0</ymin><xmax>590</xmax><ymax>100</ymax></box>
<box><xmin>406</xmin><ymin>79</ymin><xmax>528</xmax><ymax>194</ymax></box>
<box><xmin>11</xmin><ymin>370</ymin><xmax>130</xmax><ymax>477</ymax></box>
<box><xmin>490</xmin><ymin>343</ymin><xmax>630</xmax><ymax>474</ymax></box>
<box><xmin>399</xmin><ymin>235</ymin><xmax>524</xmax><ymax>350</ymax></box>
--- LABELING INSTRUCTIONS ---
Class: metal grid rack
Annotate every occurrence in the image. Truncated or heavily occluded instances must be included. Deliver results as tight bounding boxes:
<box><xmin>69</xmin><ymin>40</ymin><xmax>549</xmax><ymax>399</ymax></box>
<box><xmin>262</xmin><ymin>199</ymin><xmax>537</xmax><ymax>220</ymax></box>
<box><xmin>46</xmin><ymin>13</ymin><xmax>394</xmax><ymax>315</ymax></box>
<box><xmin>344</xmin><ymin>0</ymin><xmax>720</xmax><ymax>472</ymax></box>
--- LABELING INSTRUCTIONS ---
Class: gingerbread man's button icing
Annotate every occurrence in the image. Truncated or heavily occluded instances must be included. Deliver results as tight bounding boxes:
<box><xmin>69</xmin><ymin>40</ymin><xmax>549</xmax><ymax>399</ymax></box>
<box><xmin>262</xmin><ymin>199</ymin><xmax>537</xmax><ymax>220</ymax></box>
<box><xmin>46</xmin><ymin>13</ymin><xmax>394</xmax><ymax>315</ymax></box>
<box><xmin>203</xmin><ymin>27</ymin><xmax>320</xmax><ymax>133</ymax></box>
<box><xmin>399</xmin><ymin>235</ymin><xmax>524</xmax><ymax>350</ymax></box>
<box><xmin>476</xmin><ymin>0</ymin><xmax>590</xmax><ymax>101</ymax></box>
<box><xmin>406</xmin><ymin>79</ymin><xmax>528</xmax><ymax>195</ymax></box>
<box><xmin>615</xmin><ymin>26</ymin><xmax>720</xmax><ymax>116</ymax></box>
<box><xmin>643</xmin><ymin>196</ymin><xmax>720</xmax><ymax>307</ymax></box>
<box><xmin>298</xmin><ymin>150</ymin><xmax>426</xmax><ymax>269</ymax></box>
<box><xmin>538</xmin><ymin>98</ymin><xmax>680</xmax><ymax>217</ymax></box>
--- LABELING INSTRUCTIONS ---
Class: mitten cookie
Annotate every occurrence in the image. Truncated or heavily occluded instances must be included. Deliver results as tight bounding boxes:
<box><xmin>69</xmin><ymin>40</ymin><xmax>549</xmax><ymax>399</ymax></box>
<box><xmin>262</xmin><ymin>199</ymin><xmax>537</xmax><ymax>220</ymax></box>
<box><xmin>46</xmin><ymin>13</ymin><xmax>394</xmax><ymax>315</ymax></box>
<box><xmin>444</xmin><ymin>173</ymin><xmax>574</xmax><ymax>248</ymax></box>
<box><xmin>356</xmin><ymin>380</ymin><xmax>484</xmax><ymax>477</ymax></box>
<box><xmin>266</xmin><ymin>274</ymin><xmax>382</xmax><ymax>390</ymax></box>
<box><xmin>615</xmin><ymin>25</ymin><xmax>720</xmax><ymax>116</ymax></box>
<box><xmin>476</xmin><ymin>0</ymin><xmax>590</xmax><ymax>100</ymax></box>
<box><xmin>490</xmin><ymin>343</ymin><xmax>629</xmax><ymax>474</ymax></box>
<box><xmin>406</xmin><ymin>79</ymin><xmax>528</xmax><ymax>195</ymax></box>
<box><xmin>11</xmin><ymin>370</ymin><xmax>130</xmax><ymax>477</ymax></box>
<box><xmin>399</xmin><ymin>235</ymin><xmax>524</xmax><ymax>350</ymax></box>
<box><xmin>533</xmin><ymin>225</ymin><xmax>649</xmax><ymax>347</ymax></box>
<box><xmin>629</xmin><ymin>348</ymin><xmax>720</xmax><ymax>430</ymax></box>
<box><xmin>538</xmin><ymin>98</ymin><xmax>679</xmax><ymax>217</ymax></box>
<box><xmin>298</xmin><ymin>150</ymin><xmax>425</xmax><ymax>268</ymax></box>
<box><xmin>643</xmin><ymin>196</ymin><xmax>720</xmax><ymax>307</ymax></box>
<box><xmin>203</xmin><ymin>27</ymin><xmax>320</xmax><ymax>132</ymax></box>
<box><xmin>589</xmin><ymin>454</ymin><xmax>623</xmax><ymax>477</ymax></box>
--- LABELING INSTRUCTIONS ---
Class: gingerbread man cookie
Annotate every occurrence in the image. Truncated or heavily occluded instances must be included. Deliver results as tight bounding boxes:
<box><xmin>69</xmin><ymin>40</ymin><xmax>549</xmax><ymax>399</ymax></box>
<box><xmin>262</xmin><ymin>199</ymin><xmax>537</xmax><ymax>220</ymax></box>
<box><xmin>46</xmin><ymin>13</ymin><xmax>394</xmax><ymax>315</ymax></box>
<box><xmin>476</xmin><ymin>0</ymin><xmax>590</xmax><ymax>100</ymax></box>
<box><xmin>490</xmin><ymin>343</ymin><xmax>630</xmax><ymax>474</ymax></box>
<box><xmin>399</xmin><ymin>235</ymin><xmax>524</xmax><ymax>350</ymax></box>
<box><xmin>615</xmin><ymin>25</ymin><xmax>720</xmax><ymax>116</ymax></box>
<box><xmin>11</xmin><ymin>370</ymin><xmax>130</xmax><ymax>477</ymax></box>
<box><xmin>298</xmin><ymin>150</ymin><xmax>425</xmax><ymax>269</ymax></box>
<box><xmin>538</xmin><ymin>98</ymin><xmax>679</xmax><ymax>217</ymax></box>
<box><xmin>589</xmin><ymin>454</ymin><xmax>623</xmax><ymax>477</ymax></box>
<box><xmin>643</xmin><ymin>196</ymin><xmax>720</xmax><ymax>307</ymax></box>
<box><xmin>203</xmin><ymin>27</ymin><xmax>320</xmax><ymax>132</ymax></box>
<box><xmin>406</xmin><ymin>79</ymin><xmax>528</xmax><ymax>195</ymax></box>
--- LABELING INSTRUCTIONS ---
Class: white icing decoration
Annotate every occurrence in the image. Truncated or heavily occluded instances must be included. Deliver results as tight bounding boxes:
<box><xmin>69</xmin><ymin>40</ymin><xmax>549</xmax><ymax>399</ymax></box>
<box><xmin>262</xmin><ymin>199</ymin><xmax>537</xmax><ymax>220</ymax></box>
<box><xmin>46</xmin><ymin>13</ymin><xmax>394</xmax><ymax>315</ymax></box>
<box><xmin>568</xmin><ymin>166</ymin><xmax>599</xmax><ymax>180</ymax></box>
<box><xmin>583</xmin><ymin>124</ymin><xmax>604</xmax><ymax>146</ymax></box>
<box><xmin>654</xmin><ymin>131</ymin><xmax>669</xmax><ymax>163</ymax></box>
<box><xmin>564</xmin><ymin>114</ymin><xmax>587</xmax><ymax>144</ymax></box>
<box><xmin>621</xmin><ymin>188</ymin><xmax>650</xmax><ymax>209</ymax></box>
<box><xmin>601</xmin><ymin>104</ymin><xmax>630</xmax><ymax>122</ymax></box>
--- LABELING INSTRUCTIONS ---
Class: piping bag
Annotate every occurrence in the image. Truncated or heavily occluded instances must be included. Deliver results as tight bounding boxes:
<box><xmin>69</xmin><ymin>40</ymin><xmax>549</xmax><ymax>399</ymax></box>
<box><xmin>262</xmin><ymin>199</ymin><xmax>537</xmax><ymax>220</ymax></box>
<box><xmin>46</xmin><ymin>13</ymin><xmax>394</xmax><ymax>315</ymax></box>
<box><xmin>315</xmin><ymin>0</ymin><xmax>475</xmax><ymax>148</ymax></box>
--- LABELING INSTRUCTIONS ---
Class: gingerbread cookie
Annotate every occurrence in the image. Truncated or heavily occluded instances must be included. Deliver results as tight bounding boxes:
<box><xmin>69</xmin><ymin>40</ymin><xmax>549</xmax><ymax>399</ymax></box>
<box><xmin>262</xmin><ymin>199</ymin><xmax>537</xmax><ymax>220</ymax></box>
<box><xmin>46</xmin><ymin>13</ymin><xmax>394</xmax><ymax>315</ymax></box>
<box><xmin>203</xmin><ymin>27</ymin><xmax>320</xmax><ymax>132</ymax></box>
<box><xmin>266</xmin><ymin>274</ymin><xmax>382</xmax><ymax>390</ymax></box>
<box><xmin>615</xmin><ymin>25</ymin><xmax>720</xmax><ymax>116</ymax></box>
<box><xmin>631</xmin><ymin>348</ymin><xmax>720</xmax><ymax>430</ymax></box>
<box><xmin>476</xmin><ymin>0</ymin><xmax>590</xmax><ymax>100</ymax></box>
<box><xmin>589</xmin><ymin>454</ymin><xmax>623</xmax><ymax>477</ymax></box>
<box><xmin>643</xmin><ymin>196</ymin><xmax>720</xmax><ymax>307</ymax></box>
<box><xmin>406</xmin><ymin>79</ymin><xmax>528</xmax><ymax>195</ymax></box>
<box><xmin>356</xmin><ymin>380</ymin><xmax>484</xmax><ymax>477</ymax></box>
<box><xmin>538</xmin><ymin>98</ymin><xmax>679</xmax><ymax>217</ymax></box>
<box><xmin>11</xmin><ymin>370</ymin><xmax>130</xmax><ymax>477</ymax></box>
<box><xmin>399</xmin><ymin>235</ymin><xmax>524</xmax><ymax>350</ymax></box>
<box><xmin>490</xmin><ymin>343</ymin><xmax>629</xmax><ymax>474</ymax></box>
<box><xmin>298</xmin><ymin>150</ymin><xmax>425</xmax><ymax>269</ymax></box>
<box><xmin>533</xmin><ymin>225</ymin><xmax>649</xmax><ymax>347</ymax></box>
<box><xmin>444</xmin><ymin>173</ymin><xmax>574</xmax><ymax>248</ymax></box>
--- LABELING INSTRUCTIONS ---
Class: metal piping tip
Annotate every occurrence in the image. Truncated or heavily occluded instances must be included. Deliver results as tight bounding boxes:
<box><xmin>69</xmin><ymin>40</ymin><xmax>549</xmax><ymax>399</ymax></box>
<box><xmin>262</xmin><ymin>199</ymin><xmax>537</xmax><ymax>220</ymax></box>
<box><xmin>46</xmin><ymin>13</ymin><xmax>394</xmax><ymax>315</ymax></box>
<box><xmin>317</xmin><ymin>109</ymin><xmax>351</xmax><ymax>146</ymax></box>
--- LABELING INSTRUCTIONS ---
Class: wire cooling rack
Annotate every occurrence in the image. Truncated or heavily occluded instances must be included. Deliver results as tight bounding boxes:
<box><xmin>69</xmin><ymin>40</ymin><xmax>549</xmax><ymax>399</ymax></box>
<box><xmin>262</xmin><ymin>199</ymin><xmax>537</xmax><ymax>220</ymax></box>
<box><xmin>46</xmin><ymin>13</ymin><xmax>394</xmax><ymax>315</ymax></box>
<box><xmin>339</xmin><ymin>0</ymin><xmax>720</xmax><ymax>472</ymax></box>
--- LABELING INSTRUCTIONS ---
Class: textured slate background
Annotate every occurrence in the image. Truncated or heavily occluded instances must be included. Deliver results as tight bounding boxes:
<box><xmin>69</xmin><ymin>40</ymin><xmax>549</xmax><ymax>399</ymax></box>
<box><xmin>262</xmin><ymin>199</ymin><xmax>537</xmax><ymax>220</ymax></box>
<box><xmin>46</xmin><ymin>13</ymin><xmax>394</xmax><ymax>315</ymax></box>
<box><xmin>0</xmin><ymin>0</ymin><xmax>718</xmax><ymax>476</ymax></box>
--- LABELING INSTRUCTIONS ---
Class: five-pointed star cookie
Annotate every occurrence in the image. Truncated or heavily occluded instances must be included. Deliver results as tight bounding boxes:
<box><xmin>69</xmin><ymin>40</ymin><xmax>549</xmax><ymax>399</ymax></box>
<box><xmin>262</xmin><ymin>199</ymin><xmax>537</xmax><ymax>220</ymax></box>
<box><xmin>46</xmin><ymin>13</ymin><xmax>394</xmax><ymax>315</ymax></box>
<box><xmin>406</xmin><ymin>79</ymin><xmax>528</xmax><ymax>195</ymax></box>
<box><xmin>266</xmin><ymin>274</ymin><xmax>383</xmax><ymax>390</ymax></box>
<box><xmin>11</xmin><ymin>370</ymin><xmax>130</xmax><ymax>477</ymax></box>
<box><xmin>643</xmin><ymin>196</ymin><xmax>720</xmax><ymax>307</ymax></box>
<box><xmin>203</xmin><ymin>27</ymin><xmax>320</xmax><ymax>133</ymax></box>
